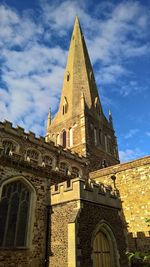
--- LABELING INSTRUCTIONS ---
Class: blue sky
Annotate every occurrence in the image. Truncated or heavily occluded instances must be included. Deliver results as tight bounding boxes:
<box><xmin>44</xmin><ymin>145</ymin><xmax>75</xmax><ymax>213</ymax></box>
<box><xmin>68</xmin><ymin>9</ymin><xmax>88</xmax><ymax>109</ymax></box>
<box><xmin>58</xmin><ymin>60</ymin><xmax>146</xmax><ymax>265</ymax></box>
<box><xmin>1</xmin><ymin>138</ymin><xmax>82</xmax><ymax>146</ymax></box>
<box><xmin>0</xmin><ymin>0</ymin><xmax>150</xmax><ymax>162</ymax></box>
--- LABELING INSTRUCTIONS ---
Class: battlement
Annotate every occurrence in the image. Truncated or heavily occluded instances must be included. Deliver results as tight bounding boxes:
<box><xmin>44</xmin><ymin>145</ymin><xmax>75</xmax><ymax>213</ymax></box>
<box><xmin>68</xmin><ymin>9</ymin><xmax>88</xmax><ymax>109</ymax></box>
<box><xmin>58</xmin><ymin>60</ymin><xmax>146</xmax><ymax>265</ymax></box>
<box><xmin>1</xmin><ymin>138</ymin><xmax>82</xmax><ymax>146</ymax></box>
<box><xmin>0</xmin><ymin>120</ymin><xmax>86</xmax><ymax>162</ymax></box>
<box><xmin>51</xmin><ymin>178</ymin><xmax>121</xmax><ymax>208</ymax></box>
<box><xmin>0</xmin><ymin>120</ymin><xmax>88</xmax><ymax>176</ymax></box>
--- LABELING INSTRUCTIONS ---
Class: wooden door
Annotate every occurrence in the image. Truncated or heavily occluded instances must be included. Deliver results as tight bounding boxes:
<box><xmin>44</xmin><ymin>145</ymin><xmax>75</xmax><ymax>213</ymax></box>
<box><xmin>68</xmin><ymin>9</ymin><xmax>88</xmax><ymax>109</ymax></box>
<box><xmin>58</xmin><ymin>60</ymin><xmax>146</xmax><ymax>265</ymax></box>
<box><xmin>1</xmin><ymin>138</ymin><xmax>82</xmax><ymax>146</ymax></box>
<box><xmin>93</xmin><ymin>231</ymin><xmax>111</xmax><ymax>267</ymax></box>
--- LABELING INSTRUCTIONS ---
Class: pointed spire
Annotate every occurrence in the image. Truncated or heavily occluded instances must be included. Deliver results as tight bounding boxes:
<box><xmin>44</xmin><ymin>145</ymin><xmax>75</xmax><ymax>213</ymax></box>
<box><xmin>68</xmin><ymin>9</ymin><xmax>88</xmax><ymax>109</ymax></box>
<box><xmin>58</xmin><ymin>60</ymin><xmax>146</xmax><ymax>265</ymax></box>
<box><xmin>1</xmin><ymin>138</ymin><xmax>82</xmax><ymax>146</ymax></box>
<box><xmin>55</xmin><ymin>16</ymin><xmax>102</xmax><ymax>118</ymax></box>
<box><xmin>47</xmin><ymin>108</ymin><xmax>51</xmax><ymax>130</ymax></box>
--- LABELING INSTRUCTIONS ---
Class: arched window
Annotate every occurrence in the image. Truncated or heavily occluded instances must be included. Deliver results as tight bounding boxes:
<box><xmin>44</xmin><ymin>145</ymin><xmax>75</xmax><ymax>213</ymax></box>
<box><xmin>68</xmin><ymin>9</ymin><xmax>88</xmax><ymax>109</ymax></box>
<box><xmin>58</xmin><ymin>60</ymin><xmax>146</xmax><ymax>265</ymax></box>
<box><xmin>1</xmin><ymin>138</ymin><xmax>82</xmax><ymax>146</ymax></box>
<box><xmin>59</xmin><ymin>162</ymin><xmax>68</xmax><ymax>175</ymax></box>
<box><xmin>42</xmin><ymin>155</ymin><xmax>52</xmax><ymax>167</ymax></box>
<box><xmin>2</xmin><ymin>140</ymin><xmax>17</xmax><ymax>155</ymax></box>
<box><xmin>62</xmin><ymin>131</ymin><xmax>67</xmax><ymax>148</ymax></box>
<box><xmin>92</xmin><ymin>223</ymin><xmax>120</xmax><ymax>267</ymax></box>
<box><xmin>26</xmin><ymin>149</ymin><xmax>39</xmax><ymax>162</ymax></box>
<box><xmin>0</xmin><ymin>180</ymin><xmax>31</xmax><ymax>248</ymax></box>
<box><xmin>72</xmin><ymin>167</ymin><xmax>80</xmax><ymax>178</ymax></box>
<box><xmin>62</xmin><ymin>97</ymin><xmax>68</xmax><ymax>115</ymax></box>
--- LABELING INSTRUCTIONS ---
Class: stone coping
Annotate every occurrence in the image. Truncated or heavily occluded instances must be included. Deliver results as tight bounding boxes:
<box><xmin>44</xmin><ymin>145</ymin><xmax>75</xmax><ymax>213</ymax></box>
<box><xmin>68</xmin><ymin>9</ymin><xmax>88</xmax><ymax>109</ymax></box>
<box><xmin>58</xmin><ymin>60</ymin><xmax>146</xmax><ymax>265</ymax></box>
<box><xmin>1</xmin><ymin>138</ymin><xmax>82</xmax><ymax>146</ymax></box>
<box><xmin>51</xmin><ymin>178</ymin><xmax>121</xmax><ymax>208</ymax></box>
<box><xmin>90</xmin><ymin>155</ymin><xmax>150</xmax><ymax>178</ymax></box>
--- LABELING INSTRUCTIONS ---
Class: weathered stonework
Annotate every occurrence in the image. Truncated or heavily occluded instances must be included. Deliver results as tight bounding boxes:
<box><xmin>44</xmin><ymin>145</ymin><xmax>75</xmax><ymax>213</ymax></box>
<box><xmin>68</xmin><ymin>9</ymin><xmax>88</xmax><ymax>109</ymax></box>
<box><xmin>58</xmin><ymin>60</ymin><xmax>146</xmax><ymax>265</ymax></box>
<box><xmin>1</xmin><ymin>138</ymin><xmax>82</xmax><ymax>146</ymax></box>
<box><xmin>50</xmin><ymin>178</ymin><xmax>129</xmax><ymax>267</ymax></box>
<box><xmin>90</xmin><ymin>156</ymin><xmax>150</xmax><ymax>252</ymax></box>
<box><xmin>0</xmin><ymin>16</ymin><xmax>149</xmax><ymax>267</ymax></box>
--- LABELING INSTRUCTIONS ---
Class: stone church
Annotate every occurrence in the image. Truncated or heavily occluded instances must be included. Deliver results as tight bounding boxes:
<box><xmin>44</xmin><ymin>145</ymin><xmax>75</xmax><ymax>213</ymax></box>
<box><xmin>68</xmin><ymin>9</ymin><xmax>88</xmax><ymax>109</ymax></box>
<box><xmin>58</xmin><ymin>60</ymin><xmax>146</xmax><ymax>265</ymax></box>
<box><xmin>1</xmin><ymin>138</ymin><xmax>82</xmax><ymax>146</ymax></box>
<box><xmin>0</xmin><ymin>17</ymin><xmax>149</xmax><ymax>267</ymax></box>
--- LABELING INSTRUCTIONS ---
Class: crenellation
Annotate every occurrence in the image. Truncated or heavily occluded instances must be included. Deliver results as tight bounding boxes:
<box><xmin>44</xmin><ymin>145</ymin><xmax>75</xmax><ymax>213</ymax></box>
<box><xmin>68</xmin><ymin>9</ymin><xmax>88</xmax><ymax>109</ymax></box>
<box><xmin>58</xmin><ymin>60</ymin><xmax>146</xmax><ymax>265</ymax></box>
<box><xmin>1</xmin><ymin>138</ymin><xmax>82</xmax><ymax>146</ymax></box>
<box><xmin>51</xmin><ymin>177</ymin><xmax>120</xmax><ymax>208</ymax></box>
<box><xmin>0</xmin><ymin>121</ymin><xmax>88</xmax><ymax>181</ymax></box>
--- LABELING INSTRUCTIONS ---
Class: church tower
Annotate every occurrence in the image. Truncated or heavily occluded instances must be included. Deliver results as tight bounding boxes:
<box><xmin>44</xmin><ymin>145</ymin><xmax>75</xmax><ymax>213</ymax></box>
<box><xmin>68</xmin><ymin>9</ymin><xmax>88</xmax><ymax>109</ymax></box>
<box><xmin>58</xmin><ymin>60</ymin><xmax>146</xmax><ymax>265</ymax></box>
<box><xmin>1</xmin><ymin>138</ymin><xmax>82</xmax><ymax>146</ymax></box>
<box><xmin>46</xmin><ymin>17</ymin><xmax>119</xmax><ymax>170</ymax></box>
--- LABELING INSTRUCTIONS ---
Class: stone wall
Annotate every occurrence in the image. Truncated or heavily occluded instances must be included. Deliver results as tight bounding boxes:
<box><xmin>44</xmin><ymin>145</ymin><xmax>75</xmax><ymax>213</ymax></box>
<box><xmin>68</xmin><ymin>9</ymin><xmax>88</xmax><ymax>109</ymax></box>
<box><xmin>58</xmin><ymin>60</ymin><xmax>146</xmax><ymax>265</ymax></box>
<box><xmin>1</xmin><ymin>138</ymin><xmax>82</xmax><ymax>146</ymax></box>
<box><xmin>90</xmin><ymin>156</ymin><xmax>150</xmax><ymax>252</ymax></box>
<box><xmin>77</xmin><ymin>201</ymin><xmax>128</xmax><ymax>267</ymax></box>
<box><xmin>50</xmin><ymin>178</ymin><xmax>129</xmax><ymax>267</ymax></box>
<box><xmin>0</xmin><ymin>163</ymin><xmax>49</xmax><ymax>267</ymax></box>
<box><xmin>0</xmin><ymin>120</ymin><xmax>87</xmax><ymax>267</ymax></box>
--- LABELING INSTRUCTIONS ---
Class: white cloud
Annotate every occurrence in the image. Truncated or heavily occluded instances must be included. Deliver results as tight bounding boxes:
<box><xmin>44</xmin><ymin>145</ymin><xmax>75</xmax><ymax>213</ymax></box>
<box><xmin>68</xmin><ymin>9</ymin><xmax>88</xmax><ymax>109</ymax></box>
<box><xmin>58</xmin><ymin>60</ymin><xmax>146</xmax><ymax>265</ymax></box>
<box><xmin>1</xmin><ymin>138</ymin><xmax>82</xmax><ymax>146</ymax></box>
<box><xmin>97</xmin><ymin>64</ymin><xmax>128</xmax><ymax>85</ymax></box>
<box><xmin>119</xmin><ymin>148</ymin><xmax>145</xmax><ymax>162</ymax></box>
<box><xmin>0</xmin><ymin>0</ymin><xmax>150</xmax><ymax>136</ymax></box>
<box><xmin>124</xmin><ymin>129</ymin><xmax>139</xmax><ymax>139</ymax></box>
<box><xmin>146</xmin><ymin>132</ymin><xmax>150</xmax><ymax>137</ymax></box>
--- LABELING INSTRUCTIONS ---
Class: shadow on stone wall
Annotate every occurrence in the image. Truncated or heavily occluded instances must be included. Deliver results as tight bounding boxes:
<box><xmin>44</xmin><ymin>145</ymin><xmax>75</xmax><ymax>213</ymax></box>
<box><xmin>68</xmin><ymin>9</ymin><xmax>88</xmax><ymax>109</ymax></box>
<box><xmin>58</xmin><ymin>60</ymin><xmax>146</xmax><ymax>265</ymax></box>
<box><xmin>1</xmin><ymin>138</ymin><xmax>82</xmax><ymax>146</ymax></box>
<box><xmin>112</xmin><ymin>176</ymin><xmax>150</xmax><ymax>267</ymax></box>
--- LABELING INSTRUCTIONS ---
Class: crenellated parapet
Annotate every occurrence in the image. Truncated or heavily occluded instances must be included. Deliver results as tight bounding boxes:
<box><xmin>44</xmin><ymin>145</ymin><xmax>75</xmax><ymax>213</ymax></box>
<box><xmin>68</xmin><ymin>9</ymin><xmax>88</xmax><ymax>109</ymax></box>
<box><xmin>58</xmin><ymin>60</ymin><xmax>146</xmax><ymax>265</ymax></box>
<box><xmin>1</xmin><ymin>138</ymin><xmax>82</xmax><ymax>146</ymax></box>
<box><xmin>0</xmin><ymin>120</ymin><xmax>88</xmax><ymax>177</ymax></box>
<box><xmin>51</xmin><ymin>177</ymin><xmax>121</xmax><ymax>208</ymax></box>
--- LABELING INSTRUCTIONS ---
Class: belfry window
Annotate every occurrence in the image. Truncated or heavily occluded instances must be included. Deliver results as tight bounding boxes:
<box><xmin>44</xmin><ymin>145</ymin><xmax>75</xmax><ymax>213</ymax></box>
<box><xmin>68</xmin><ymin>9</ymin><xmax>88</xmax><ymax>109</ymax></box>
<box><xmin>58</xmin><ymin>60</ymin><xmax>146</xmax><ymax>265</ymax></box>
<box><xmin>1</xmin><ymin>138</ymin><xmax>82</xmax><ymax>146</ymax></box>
<box><xmin>0</xmin><ymin>180</ymin><xmax>31</xmax><ymax>248</ymax></box>
<box><xmin>62</xmin><ymin>97</ymin><xmax>68</xmax><ymax>115</ymax></box>
<box><xmin>62</xmin><ymin>130</ymin><xmax>67</xmax><ymax>148</ymax></box>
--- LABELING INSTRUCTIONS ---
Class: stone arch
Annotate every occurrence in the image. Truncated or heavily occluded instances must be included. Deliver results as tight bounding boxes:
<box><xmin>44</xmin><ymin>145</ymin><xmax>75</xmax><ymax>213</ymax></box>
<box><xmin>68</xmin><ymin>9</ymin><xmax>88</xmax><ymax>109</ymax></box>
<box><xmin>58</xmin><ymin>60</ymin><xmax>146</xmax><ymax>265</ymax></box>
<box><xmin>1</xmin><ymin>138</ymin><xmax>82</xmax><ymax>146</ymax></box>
<box><xmin>2</xmin><ymin>138</ymin><xmax>20</xmax><ymax>154</ymax></box>
<box><xmin>42</xmin><ymin>153</ymin><xmax>56</xmax><ymax>170</ymax></box>
<box><xmin>91</xmin><ymin>220</ymin><xmax>120</xmax><ymax>267</ymax></box>
<box><xmin>59</xmin><ymin>160</ymin><xmax>71</xmax><ymax>175</ymax></box>
<box><xmin>71</xmin><ymin>165</ymin><xmax>82</xmax><ymax>178</ymax></box>
<box><xmin>25</xmin><ymin>147</ymin><xmax>41</xmax><ymax>163</ymax></box>
<box><xmin>0</xmin><ymin>176</ymin><xmax>36</xmax><ymax>248</ymax></box>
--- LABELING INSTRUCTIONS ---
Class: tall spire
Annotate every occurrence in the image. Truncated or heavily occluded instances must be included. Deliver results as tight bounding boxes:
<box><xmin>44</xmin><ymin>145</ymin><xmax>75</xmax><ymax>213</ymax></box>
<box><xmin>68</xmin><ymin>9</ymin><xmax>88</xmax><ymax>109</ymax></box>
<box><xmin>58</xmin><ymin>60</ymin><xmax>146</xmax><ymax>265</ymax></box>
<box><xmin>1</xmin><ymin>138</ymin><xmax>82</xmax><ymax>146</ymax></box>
<box><xmin>46</xmin><ymin>17</ymin><xmax>119</xmax><ymax>170</ymax></box>
<box><xmin>55</xmin><ymin>16</ymin><xmax>102</xmax><ymax>119</ymax></box>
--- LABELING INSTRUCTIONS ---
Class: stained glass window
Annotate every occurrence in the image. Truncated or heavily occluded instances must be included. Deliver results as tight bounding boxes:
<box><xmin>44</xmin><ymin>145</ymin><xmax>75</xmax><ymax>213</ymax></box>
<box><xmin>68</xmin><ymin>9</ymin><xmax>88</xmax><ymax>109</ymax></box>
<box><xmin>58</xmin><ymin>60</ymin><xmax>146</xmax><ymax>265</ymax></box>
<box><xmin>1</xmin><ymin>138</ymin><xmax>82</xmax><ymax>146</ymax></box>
<box><xmin>0</xmin><ymin>180</ymin><xmax>31</xmax><ymax>247</ymax></box>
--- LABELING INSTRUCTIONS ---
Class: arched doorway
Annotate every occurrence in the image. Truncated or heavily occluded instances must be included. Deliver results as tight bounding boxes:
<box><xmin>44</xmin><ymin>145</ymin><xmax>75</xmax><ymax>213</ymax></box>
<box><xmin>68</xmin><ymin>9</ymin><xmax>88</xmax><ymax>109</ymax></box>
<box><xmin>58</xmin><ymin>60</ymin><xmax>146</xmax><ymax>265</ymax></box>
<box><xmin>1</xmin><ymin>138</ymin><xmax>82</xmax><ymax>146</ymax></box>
<box><xmin>93</xmin><ymin>231</ymin><xmax>111</xmax><ymax>267</ymax></box>
<box><xmin>92</xmin><ymin>222</ymin><xmax>120</xmax><ymax>267</ymax></box>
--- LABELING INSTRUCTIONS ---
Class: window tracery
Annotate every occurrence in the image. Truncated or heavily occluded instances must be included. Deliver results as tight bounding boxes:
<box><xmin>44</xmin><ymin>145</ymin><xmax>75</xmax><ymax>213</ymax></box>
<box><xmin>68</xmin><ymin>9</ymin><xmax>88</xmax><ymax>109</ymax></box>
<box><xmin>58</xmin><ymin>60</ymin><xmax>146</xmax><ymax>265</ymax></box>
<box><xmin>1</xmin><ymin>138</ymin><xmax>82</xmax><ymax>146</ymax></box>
<box><xmin>72</xmin><ymin>166</ymin><xmax>80</xmax><ymax>178</ymax></box>
<box><xmin>2</xmin><ymin>140</ymin><xmax>17</xmax><ymax>155</ymax></box>
<box><xmin>26</xmin><ymin>149</ymin><xmax>39</xmax><ymax>161</ymax></box>
<box><xmin>42</xmin><ymin>155</ymin><xmax>52</xmax><ymax>166</ymax></box>
<box><xmin>59</xmin><ymin>162</ymin><xmax>68</xmax><ymax>174</ymax></box>
<box><xmin>0</xmin><ymin>180</ymin><xmax>31</xmax><ymax>248</ymax></box>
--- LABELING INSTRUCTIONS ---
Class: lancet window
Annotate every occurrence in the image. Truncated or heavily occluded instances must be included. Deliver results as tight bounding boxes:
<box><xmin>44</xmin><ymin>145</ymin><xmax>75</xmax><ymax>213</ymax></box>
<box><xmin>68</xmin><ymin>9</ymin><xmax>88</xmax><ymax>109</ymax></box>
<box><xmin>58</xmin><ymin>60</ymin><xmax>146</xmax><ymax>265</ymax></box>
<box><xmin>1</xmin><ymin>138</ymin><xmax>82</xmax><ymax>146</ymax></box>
<box><xmin>62</xmin><ymin>130</ymin><xmax>67</xmax><ymax>148</ymax></box>
<box><xmin>62</xmin><ymin>97</ymin><xmax>68</xmax><ymax>115</ymax></box>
